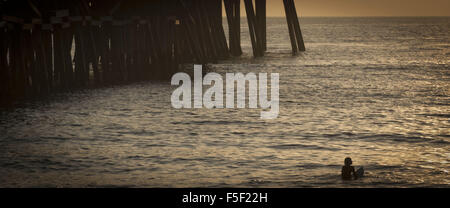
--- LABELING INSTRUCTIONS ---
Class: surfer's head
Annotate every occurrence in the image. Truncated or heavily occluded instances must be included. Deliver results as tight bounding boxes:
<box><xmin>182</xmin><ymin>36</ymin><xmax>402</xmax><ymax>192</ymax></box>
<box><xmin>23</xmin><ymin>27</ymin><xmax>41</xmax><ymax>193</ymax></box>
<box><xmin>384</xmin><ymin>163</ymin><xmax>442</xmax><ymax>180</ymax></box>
<box><xmin>344</xmin><ymin>157</ymin><xmax>352</xmax><ymax>166</ymax></box>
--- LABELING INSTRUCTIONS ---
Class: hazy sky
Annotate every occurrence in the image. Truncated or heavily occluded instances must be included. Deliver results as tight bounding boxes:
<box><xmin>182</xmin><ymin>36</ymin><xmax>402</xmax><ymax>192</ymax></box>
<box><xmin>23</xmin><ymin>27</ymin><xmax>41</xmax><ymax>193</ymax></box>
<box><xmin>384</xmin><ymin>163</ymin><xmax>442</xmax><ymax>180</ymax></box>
<box><xmin>230</xmin><ymin>0</ymin><xmax>450</xmax><ymax>17</ymax></box>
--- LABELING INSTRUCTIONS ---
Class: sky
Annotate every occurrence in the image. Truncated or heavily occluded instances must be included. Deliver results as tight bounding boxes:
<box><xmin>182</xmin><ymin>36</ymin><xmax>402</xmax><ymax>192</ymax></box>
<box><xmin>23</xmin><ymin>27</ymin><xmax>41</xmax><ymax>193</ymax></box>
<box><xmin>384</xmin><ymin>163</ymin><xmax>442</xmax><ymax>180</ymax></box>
<box><xmin>229</xmin><ymin>0</ymin><xmax>450</xmax><ymax>17</ymax></box>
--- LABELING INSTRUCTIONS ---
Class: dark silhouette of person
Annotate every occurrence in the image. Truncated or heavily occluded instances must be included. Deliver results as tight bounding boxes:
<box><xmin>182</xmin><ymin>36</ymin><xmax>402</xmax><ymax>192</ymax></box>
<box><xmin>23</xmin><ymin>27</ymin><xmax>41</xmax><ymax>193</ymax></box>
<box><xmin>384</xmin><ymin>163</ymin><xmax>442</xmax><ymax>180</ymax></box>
<box><xmin>341</xmin><ymin>157</ymin><xmax>358</xmax><ymax>180</ymax></box>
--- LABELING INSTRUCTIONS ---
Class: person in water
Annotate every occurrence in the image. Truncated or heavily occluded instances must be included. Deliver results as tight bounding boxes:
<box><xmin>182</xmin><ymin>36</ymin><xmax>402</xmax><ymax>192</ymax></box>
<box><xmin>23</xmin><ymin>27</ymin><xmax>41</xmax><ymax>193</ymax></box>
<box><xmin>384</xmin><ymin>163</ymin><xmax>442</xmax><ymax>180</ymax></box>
<box><xmin>341</xmin><ymin>157</ymin><xmax>358</xmax><ymax>180</ymax></box>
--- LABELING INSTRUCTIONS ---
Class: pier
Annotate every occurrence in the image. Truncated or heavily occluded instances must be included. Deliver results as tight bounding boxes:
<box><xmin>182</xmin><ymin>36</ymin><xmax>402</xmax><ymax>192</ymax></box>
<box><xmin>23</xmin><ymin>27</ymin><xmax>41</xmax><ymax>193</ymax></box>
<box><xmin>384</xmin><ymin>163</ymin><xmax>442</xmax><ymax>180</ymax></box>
<box><xmin>0</xmin><ymin>0</ymin><xmax>305</xmax><ymax>106</ymax></box>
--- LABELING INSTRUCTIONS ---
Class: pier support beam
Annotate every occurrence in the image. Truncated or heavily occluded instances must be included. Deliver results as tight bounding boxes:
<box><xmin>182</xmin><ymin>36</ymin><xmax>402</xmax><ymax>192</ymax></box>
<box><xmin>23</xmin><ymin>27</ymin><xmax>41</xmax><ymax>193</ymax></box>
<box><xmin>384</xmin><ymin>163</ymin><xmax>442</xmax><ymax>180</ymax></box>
<box><xmin>224</xmin><ymin>0</ymin><xmax>242</xmax><ymax>56</ymax></box>
<box><xmin>0</xmin><ymin>22</ymin><xmax>11</xmax><ymax>105</ymax></box>
<box><xmin>243</xmin><ymin>0</ymin><xmax>265</xmax><ymax>57</ymax></box>
<box><xmin>256</xmin><ymin>0</ymin><xmax>267</xmax><ymax>51</ymax></box>
<box><xmin>283</xmin><ymin>0</ymin><xmax>305</xmax><ymax>54</ymax></box>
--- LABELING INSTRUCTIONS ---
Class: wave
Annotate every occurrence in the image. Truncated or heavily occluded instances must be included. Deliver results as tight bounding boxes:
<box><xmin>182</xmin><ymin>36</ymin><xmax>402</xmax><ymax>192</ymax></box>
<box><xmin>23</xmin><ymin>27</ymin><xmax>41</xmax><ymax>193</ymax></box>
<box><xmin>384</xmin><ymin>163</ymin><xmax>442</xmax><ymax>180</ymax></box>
<box><xmin>267</xmin><ymin>143</ymin><xmax>341</xmax><ymax>151</ymax></box>
<box><xmin>417</xmin><ymin>113</ymin><xmax>450</xmax><ymax>118</ymax></box>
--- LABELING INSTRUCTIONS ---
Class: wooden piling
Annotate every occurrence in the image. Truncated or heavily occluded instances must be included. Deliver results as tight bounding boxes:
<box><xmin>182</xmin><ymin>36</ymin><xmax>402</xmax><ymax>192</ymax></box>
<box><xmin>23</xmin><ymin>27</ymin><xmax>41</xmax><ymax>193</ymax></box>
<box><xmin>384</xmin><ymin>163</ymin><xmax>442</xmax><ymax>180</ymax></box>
<box><xmin>244</xmin><ymin>0</ymin><xmax>264</xmax><ymax>57</ymax></box>
<box><xmin>288</xmin><ymin>0</ymin><xmax>305</xmax><ymax>52</ymax></box>
<box><xmin>256</xmin><ymin>0</ymin><xmax>267</xmax><ymax>51</ymax></box>
<box><xmin>0</xmin><ymin>23</ymin><xmax>11</xmax><ymax>104</ymax></box>
<box><xmin>31</xmin><ymin>26</ymin><xmax>49</xmax><ymax>95</ymax></box>
<box><xmin>214</xmin><ymin>0</ymin><xmax>230</xmax><ymax>58</ymax></box>
<box><xmin>224</xmin><ymin>0</ymin><xmax>242</xmax><ymax>56</ymax></box>
<box><xmin>179</xmin><ymin>0</ymin><xmax>207</xmax><ymax>63</ymax></box>
<box><xmin>283</xmin><ymin>0</ymin><xmax>305</xmax><ymax>54</ymax></box>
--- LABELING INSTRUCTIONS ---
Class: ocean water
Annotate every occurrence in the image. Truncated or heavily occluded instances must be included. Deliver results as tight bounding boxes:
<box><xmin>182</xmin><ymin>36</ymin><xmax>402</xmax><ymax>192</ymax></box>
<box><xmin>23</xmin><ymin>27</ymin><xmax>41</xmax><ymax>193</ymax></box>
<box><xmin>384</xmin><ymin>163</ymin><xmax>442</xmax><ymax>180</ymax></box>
<box><xmin>0</xmin><ymin>17</ymin><xmax>449</xmax><ymax>188</ymax></box>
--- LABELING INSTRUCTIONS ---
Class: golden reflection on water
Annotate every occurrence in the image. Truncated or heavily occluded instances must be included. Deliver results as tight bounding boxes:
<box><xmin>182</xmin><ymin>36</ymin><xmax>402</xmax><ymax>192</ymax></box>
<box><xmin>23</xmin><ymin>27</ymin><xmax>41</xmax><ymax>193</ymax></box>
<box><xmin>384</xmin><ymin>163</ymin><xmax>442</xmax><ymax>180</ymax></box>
<box><xmin>0</xmin><ymin>17</ymin><xmax>449</xmax><ymax>187</ymax></box>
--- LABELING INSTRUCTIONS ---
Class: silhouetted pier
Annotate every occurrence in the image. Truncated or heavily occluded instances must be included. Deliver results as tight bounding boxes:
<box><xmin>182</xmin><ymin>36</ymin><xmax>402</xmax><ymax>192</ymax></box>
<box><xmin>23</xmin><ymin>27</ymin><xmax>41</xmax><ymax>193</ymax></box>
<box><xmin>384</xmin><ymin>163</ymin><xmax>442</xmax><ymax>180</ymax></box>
<box><xmin>0</xmin><ymin>0</ymin><xmax>305</xmax><ymax>106</ymax></box>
